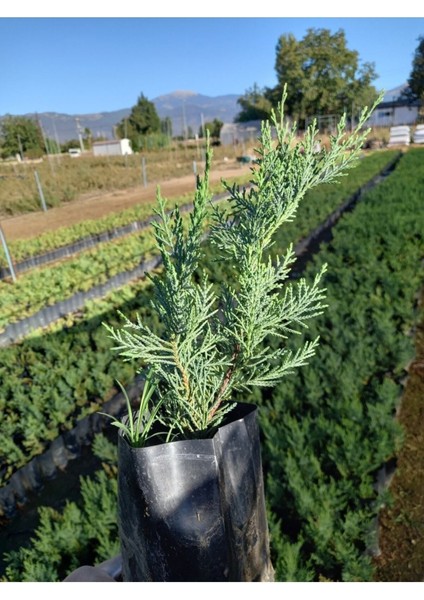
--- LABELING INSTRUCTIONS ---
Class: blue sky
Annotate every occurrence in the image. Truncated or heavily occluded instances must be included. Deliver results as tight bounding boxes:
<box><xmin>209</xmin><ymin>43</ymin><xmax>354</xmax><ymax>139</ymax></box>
<box><xmin>0</xmin><ymin>14</ymin><xmax>423</xmax><ymax>115</ymax></box>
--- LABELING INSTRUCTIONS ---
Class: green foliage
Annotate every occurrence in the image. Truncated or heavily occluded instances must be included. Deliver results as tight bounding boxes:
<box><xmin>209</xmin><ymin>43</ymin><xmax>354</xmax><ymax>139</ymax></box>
<box><xmin>91</xmin><ymin>432</ymin><xmax>118</xmax><ymax>464</ymax></box>
<box><xmin>0</xmin><ymin>178</ymin><xmax>236</xmax><ymax>266</ymax></box>
<box><xmin>83</xmin><ymin>127</ymin><xmax>93</xmax><ymax>150</ymax></box>
<box><xmin>0</xmin><ymin>227</ymin><xmax>157</xmax><ymax>332</ymax></box>
<box><xmin>199</xmin><ymin>118</ymin><xmax>223</xmax><ymax>139</ymax></box>
<box><xmin>100</xmin><ymin>374</ymin><xmax>163</xmax><ymax>446</ymax></box>
<box><xmin>406</xmin><ymin>35</ymin><xmax>424</xmax><ymax>104</ymax></box>
<box><xmin>261</xmin><ymin>148</ymin><xmax>424</xmax><ymax>581</ymax></box>
<box><xmin>0</xmin><ymin>115</ymin><xmax>45</xmax><ymax>159</ymax></box>
<box><xmin>1</xmin><ymin>146</ymin><xmax>421</xmax><ymax>581</ymax></box>
<box><xmin>235</xmin><ymin>83</ymin><xmax>273</xmax><ymax>123</ymax></box>
<box><xmin>1</xmin><ymin>437</ymin><xmax>119</xmax><ymax>582</ymax></box>
<box><xmin>0</xmin><ymin>290</ymin><xmax>143</xmax><ymax>485</ymax></box>
<box><xmin>104</xmin><ymin>92</ymin><xmax>377</xmax><ymax>441</ymax></box>
<box><xmin>60</xmin><ymin>138</ymin><xmax>82</xmax><ymax>153</ymax></box>
<box><xmin>160</xmin><ymin>116</ymin><xmax>173</xmax><ymax>138</ymax></box>
<box><xmin>0</xmin><ymin>151</ymin><xmax>397</xmax><ymax>486</ymax></box>
<box><xmin>44</xmin><ymin>138</ymin><xmax>61</xmax><ymax>155</ymax></box>
<box><xmin>268</xmin><ymin>515</ymin><xmax>315</xmax><ymax>581</ymax></box>
<box><xmin>116</xmin><ymin>93</ymin><xmax>161</xmax><ymax>152</ymax></box>
<box><xmin>268</xmin><ymin>28</ymin><xmax>378</xmax><ymax>125</ymax></box>
<box><xmin>137</xmin><ymin>132</ymin><xmax>171</xmax><ymax>150</ymax></box>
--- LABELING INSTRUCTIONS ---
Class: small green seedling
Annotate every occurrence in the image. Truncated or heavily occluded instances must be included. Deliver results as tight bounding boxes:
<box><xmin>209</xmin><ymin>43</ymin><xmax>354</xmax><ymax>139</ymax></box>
<box><xmin>100</xmin><ymin>371</ymin><xmax>162</xmax><ymax>447</ymax></box>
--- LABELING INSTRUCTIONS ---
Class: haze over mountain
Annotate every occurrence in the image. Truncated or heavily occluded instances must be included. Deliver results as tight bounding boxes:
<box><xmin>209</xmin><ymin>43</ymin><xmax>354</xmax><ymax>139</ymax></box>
<box><xmin>1</xmin><ymin>91</ymin><xmax>242</xmax><ymax>142</ymax></box>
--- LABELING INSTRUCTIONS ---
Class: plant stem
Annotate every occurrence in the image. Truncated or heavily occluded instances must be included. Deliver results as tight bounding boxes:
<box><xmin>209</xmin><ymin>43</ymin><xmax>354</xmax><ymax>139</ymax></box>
<box><xmin>171</xmin><ymin>338</ymin><xmax>191</xmax><ymax>402</ymax></box>
<box><xmin>208</xmin><ymin>345</ymin><xmax>240</xmax><ymax>421</ymax></box>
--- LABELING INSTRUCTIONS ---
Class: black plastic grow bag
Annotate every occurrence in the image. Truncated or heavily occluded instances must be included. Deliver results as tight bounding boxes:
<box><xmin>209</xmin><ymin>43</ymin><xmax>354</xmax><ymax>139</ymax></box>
<box><xmin>117</xmin><ymin>402</ymin><xmax>274</xmax><ymax>582</ymax></box>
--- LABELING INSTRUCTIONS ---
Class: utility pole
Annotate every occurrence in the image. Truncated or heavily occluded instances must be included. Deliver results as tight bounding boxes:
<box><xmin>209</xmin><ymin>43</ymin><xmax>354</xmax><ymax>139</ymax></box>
<box><xmin>37</xmin><ymin>113</ymin><xmax>55</xmax><ymax>175</ymax></box>
<box><xmin>52</xmin><ymin>116</ymin><xmax>62</xmax><ymax>160</ymax></box>
<box><xmin>75</xmin><ymin>118</ymin><xmax>85</xmax><ymax>153</ymax></box>
<box><xmin>0</xmin><ymin>224</ymin><xmax>17</xmax><ymax>282</ymax></box>
<box><xmin>182</xmin><ymin>100</ymin><xmax>187</xmax><ymax>140</ymax></box>
<box><xmin>17</xmin><ymin>134</ymin><xmax>24</xmax><ymax>161</ymax></box>
<box><xmin>34</xmin><ymin>170</ymin><xmax>48</xmax><ymax>212</ymax></box>
<box><xmin>200</xmin><ymin>112</ymin><xmax>205</xmax><ymax>139</ymax></box>
<box><xmin>141</xmin><ymin>157</ymin><xmax>147</xmax><ymax>188</ymax></box>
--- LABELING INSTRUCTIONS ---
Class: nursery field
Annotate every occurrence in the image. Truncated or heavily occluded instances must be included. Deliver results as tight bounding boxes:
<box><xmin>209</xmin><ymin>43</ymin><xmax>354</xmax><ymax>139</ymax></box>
<box><xmin>0</xmin><ymin>142</ymin><xmax>249</xmax><ymax>218</ymax></box>
<box><xmin>0</xmin><ymin>151</ymin><xmax>397</xmax><ymax>339</ymax></box>
<box><xmin>0</xmin><ymin>161</ymin><xmax>252</xmax><ymax>244</ymax></box>
<box><xmin>0</xmin><ymin>147</ymin><xmax>423</xmax><ymax>581</ymax></box>
<box><xmin>0</xmin><ymin>149</ymin><xmax>399</xmax><ymax>484</ymax></box>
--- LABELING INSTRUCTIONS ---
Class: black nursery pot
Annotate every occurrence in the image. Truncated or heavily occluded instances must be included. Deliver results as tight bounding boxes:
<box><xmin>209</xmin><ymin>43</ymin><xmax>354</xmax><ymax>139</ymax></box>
<box><xmin>117</xmin><ymin>402</ymin><xmax>274</xmax><ymax>582</ymax></box>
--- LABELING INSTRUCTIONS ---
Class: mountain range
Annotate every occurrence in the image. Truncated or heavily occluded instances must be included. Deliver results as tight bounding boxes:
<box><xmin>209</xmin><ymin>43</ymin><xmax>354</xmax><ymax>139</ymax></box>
<box><xmin>4</xmin><ymin>91</ymin><xmax>242</xmax><ymax>143</ymax></box>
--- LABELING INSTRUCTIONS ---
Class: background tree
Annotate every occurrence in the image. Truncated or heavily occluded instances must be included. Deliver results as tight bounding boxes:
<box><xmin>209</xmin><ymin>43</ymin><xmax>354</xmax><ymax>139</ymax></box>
<box><xmin>269</xmin><ymin>28</ymin><xmax>378</xmax><ymax>126</ymax></box>
<box><xmin>266</xmin><ymin>34</ymin><xmax>305</xmax><ymax>119</ymax></box>
<box><xmin>116</xmin><ymin>93</ymin><xmax>161</xmax><ymax>152</ymax></box>
<box><xmin>0</xmin><ymin>116</ymin><xmax>45</xmax><ymax>159</ymax></box>
<box><xmin>199</xmin><ymin>118</ymin><xmax>223</xmax><ymax>139</ymax></box>
<box><xmin>160</xmin><ymin>117</ymin><xmax>173</xmax><ymax>139</ymax></box>
<box><xmin>83</xmin><ymin>127</ymin><xmax>93</xmax><ymax>150</ymax></box>
<box><xmin>235</xmin><ymin>84</ymin><xmax>273</xmax><ymax>122</ymax></box>
<box><xmin>406</xmin><ymin>36</ymin><xmax>424</xmax><ymax>109</ymax></box>
<box><xmin>44</xmin><ymin>138</ymin><xmax>61</xmax><ymax>154</ymax></box>
<box><xmin>61</xmin><ymin>139</ymin><xmax>83</xmax><ymax>153</ymax></box>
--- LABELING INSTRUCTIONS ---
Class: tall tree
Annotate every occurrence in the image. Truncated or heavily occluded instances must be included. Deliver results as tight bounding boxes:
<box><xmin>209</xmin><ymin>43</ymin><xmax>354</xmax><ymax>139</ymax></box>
<box><xmin>267</xmin><ymin>33</ymin><xmax>305</xmax><ymax>119</ymax></box>
<box><xmin>83</xmin><ymin>127</ymin><xmax>93</xmax><ymax>149</ymax></box>
<box><xmin>199</xmin><ymin>118</ymin><xmax>223</xmax><ymax>139</ymax></box>
<box><xmin>235</xmin><ymin>84</ymin><xmax>273</xmax><ymax>122</ymax></box>
<box><xmin>0</xmin><ymin>115</ymin><xmax>45</xmax><ymax>159</ymax></box>
<box><xmin>406</xmin><ymin>36</ymin><xmax>424</xmax><ymax>104</ymax></box>
<box><xmin>160</xmin><ymin>116</ymin><xmax>173</xmax><ymax>138</ymax></box>
<box><xmin>269</xmin><ymin>28</ymin><xmax>378</xmax><ymax>125</ymax></box>
<box><xmin>116</xmin><ymin>93</ymin><xmax>161</xmax><ymax>152</ymax></box>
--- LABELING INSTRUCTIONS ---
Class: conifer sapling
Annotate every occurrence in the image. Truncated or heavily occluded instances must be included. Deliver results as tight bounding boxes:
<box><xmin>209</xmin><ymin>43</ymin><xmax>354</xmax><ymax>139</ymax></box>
<box><xmin>104</xmin><ymin>89</ymin><xmax>379</xmax><ymax>445</ymax></box>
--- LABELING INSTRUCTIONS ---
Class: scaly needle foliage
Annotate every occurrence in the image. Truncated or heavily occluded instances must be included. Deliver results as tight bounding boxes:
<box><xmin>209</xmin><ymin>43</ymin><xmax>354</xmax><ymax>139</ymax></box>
<box><xmin>104</xmin><ymin>88</ymin><xmax>379</xmax><ymax>442</ymax></box>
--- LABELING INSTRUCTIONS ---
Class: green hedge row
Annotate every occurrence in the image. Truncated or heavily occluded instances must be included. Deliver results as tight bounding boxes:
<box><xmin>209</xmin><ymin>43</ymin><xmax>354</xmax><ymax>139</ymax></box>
<box><xmin>261</xmin><ymin>148</ymin><xmax>424</xmax><ymax>580</ymax></box>
<box><xmin>0</xmin><ymin>175</ymin><xmax>250</xmax><ymax>268</ymax></box>
<box><xmin>0</xmin><ymin>229</ymin><xmax>156</xmax><ymax>332</ymax></box>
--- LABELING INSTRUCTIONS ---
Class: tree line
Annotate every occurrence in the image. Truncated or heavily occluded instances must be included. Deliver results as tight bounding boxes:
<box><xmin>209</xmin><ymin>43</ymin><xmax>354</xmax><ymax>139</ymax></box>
<box><xmin>236</xmin><ymin>29</ymin><xmax>423</xmax><ymax>126</ymax></box>
<box><xmin>1</xmin><ymin>29</ymin><xmax>423</xmax><ymax>159</ymax></box>
<box><xmin>0</xmin><ymin>97</ymin><xmax>221</xmax><ymax>160</ymax></box>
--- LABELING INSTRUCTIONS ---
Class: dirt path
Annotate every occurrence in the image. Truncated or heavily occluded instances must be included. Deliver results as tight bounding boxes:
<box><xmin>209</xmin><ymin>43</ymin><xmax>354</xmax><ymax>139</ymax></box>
<box><xmin>0</xmin><ymin>164</ymin><xmax>250</xmax><ymax>242</ymax></box>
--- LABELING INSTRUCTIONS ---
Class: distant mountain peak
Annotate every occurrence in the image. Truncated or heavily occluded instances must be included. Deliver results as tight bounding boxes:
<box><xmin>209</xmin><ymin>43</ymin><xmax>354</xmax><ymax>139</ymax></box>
<box><xmin>158</xmin><ymin>90</ymin><xmax>198</xmax><ymax>100</ymax></box>
<box><xmin>2</xmin><ymin>91</ymin><xmax>242</xmax><ymax>141</ymax></box>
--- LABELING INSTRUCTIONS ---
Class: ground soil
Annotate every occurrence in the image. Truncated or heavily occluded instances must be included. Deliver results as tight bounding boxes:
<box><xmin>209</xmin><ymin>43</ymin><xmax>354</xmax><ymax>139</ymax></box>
<box><xmin>373</xmin><ymin>295</ymin><xmax>424</xmax><ymax>581</ymax></box>
<box><xmin>0</xmin><ymin>163</ymin><xmax>250</xmax><ymax>243</ymax></box>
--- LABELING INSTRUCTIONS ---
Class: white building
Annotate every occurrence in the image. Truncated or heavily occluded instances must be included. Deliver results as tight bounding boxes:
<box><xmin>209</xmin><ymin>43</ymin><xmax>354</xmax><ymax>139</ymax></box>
<box><xmin>92</xmin><ymin>138</ymin><xmax>133</xmax><ymax>157</ymax></box>
<box><xmin>366</xmin><ymin>85</ymin><xmax>421</xmax><ymax>128</ymax></box>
